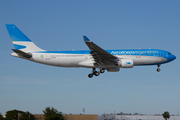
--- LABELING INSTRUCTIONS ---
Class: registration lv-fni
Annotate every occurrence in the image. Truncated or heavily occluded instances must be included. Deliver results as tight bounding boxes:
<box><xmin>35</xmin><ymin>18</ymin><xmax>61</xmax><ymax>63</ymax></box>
<box><xmin>6</xmin><ymin>24</ymin><xmax>176</xmax><ymax>78</ymax></box>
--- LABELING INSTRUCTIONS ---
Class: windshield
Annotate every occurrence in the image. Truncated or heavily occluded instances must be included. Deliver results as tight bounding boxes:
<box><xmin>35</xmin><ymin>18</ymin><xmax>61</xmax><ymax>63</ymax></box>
<box><xmin>168</xmin><ymin>53</ymin><xmax>172</xmax><ymax>55</ymax></box>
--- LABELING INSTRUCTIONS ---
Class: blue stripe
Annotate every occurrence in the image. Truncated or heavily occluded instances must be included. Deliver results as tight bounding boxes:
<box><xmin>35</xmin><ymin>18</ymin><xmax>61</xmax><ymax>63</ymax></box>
<box><xmin>34</xmin><ymin>49</ymin><xmax>169</xmax><ymax>57</ymax></box>
<box><xmin>13</xmin><ymin>44</ymin><xmax>26</xmax><ymax>49</ymax></box>
<box><xmin>35</xmin><ymin>50</ymin><xmax>91</xmax><ymax>54</ymax></box>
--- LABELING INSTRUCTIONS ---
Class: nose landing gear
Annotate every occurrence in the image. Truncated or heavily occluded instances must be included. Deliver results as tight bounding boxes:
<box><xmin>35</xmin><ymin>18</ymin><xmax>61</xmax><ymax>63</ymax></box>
<box><xmin>88</xmin><ymin>68</ymin><xmax>105</xmax><ymax>78</ymax></box>
<box><xmin>157</xmin><ymin>64</ymin><xmax>161</xmax><ymax>72</ymax></box>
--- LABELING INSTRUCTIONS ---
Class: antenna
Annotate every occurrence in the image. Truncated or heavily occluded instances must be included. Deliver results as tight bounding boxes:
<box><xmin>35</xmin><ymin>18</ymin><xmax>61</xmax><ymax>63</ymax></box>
<box><xmin>83</xmin><ymin>108</ymin><xmax>85</xmax><ymax>115</ymax></box>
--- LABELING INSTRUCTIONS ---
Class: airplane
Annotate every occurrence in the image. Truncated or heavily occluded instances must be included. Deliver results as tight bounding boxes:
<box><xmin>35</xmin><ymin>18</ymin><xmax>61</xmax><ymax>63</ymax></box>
<box><xmin>6</xmin><ymin>24</ymin><xmax>176</xmax><ymax>78</ymax></box>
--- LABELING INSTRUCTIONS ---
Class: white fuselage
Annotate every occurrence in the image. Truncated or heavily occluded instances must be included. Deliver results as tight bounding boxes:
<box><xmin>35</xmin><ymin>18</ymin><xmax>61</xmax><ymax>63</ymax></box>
<box><xmin>11</xmin><ymin>52</ymin><xmax>167</xmax><ymax>68</ymax></box>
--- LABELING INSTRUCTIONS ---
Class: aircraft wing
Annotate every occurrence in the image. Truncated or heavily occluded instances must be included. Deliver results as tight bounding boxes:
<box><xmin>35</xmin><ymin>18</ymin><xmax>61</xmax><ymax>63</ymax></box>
<box><xmin>83</xmin><ymin>36</ymin><xmax>118</xmax><ymax>64</ymax></box>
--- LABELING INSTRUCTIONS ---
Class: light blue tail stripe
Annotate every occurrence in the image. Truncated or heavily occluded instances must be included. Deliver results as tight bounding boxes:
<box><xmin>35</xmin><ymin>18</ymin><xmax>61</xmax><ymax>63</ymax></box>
<box><xmin>13</xmin><ymin>44</ymin><xmax>26</xmax><ymax>49</ymax></box>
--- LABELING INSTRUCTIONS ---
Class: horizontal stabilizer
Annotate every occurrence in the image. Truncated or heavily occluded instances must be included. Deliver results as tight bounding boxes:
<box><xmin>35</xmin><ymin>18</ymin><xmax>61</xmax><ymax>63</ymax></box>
<box><xmin>12</xmin><ymin>49</ymin><xmax>32</xmax><ymax>58</ymax></box>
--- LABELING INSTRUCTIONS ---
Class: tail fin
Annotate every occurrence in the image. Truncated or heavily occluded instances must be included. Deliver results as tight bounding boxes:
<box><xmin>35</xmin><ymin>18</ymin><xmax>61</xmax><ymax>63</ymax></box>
<box><xmin>6</xmin><ymin>24</ymin><xmax>44</xmax><ymax>51</ymax></box>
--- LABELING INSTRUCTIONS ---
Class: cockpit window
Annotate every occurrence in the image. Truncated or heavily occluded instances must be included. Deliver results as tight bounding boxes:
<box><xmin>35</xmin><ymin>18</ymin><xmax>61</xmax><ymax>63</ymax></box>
<box><xmin>168</xmin><ymin>53</ymin><xmax>172</xmax><ymax>55</ymax></box>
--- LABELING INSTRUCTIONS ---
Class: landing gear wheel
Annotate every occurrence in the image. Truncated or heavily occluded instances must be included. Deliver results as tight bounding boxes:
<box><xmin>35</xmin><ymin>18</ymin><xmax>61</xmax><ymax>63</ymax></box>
<box><xmin>94</xmin><ymin>71</ymin><xmax>100</xmax><ymax>76</ymax></box>
<box><xmin>157</xmin><ymin>68</ymin><xmax>161</xmax><ymax>72</ymax></box>
<box><xmin>100</xmin><ymin>69</ymin><xmax>105</xmax><ymax>73</ymax></box>
<box><xmin>88</xmin><ymin>74</ymin><xmax>93</xmax><ymax>78</ymax></box>
<box><xmin>88</xmin><ymin>68</ymin><xmax>101</xmax><ymax>78</ymax></box>
<box><xmin>157</xmin><ymin>64</ymin><xmax>161</xmax><ymax>72</ymax></box>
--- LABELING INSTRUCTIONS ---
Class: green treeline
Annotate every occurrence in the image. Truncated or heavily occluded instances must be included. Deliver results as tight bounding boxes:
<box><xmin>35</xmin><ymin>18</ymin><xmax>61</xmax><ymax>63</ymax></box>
<box><xmin>0</xmin><ymin>107</ymin><xmax>64</xmax><ymax>120</ymax></box>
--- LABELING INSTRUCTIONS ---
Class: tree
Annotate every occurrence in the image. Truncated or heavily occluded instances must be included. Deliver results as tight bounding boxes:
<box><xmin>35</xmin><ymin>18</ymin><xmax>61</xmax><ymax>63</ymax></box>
<box><xmin>0</xmin><ymin>113</ymin><xmax>4</xmax><ymax>120</ymax></box>
<box><xmin>162</xmin><ymin>111</ymin><xmax>170</xmax><ymax>120</ymax></box>
<box><xmin>5</xmin><ymin>109</ymin><xmax>23</xmax><ymax>120</ymax></box>
<box><xmin>43</xmin><ymin>107</ymin><xmax>64</xmax><ymax>120</ymax></box>
<box><xmin>19</xmin><ymin>111</ymin><xmax>35</xmax><ymax>120</ymax></box>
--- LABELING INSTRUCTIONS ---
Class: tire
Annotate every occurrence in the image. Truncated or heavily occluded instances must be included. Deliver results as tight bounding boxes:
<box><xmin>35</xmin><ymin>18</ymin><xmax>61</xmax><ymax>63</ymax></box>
<box><xmin>100</xmin><ymin>69</ymin><xmax>105</xmax><ymax>73</ymax></box>
<box><xmin>157</xmin><ymin>68</ymin><xmax>160</xmax><ymax>72</ymax></box>
<box><xmin>88</xmin><ymin>74</ymin><xmax>93</xmax><ymax>78</ymax></box>
<box><xmin>94</xmin><ymin>71</ymin><xmax>100</xmax><ymax>76</ymax></box>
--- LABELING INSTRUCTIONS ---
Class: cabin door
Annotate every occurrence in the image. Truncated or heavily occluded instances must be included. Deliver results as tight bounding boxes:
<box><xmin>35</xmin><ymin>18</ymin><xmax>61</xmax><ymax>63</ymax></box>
<box><xmin>46</xmin><ymin>53</ymin><xmax>51</xmax><ymax>60</ymax></box>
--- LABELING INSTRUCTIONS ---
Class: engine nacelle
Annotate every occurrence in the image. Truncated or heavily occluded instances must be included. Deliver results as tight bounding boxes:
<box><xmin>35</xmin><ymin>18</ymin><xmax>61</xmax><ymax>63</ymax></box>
<box><xmin>107</xmin><ymin>67</ymin><xmax>120</xmax><ymax>72</ymax></box>
<box><xmin>120</xmin><ymin>59</ymin><xmax>134</xmax><ymax>68</ymax></box>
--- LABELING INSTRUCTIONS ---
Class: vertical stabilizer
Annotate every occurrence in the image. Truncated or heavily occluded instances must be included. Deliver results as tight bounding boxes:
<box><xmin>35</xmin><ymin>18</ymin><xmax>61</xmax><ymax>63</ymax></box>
<box><xmin>6</xmin><ymin>24</ymin><xmax>44</xmax><ymax>51</ymax></box>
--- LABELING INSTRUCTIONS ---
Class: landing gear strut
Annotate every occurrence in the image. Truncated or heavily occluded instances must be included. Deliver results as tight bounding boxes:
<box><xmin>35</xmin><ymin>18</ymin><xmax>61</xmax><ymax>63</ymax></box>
<box><xmin>88</xmin><ymin>68</ymin><xmax>105</xmax><ymax>78</ymax></box>
<box><xmin>157</xmin><ymin>64</ymin><xmax>161</xmax><ymax>72</ymax></box>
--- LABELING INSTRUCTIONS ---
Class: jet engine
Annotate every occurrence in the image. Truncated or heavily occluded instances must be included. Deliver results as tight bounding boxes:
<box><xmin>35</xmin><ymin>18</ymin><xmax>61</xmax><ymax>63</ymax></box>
<box><xmin>120</xmin><ymin>59</ymin><xmax>134</xmax><ymax>68</ymax></box>
<box><xmin>114</xmin><ymin>59</ymin><xmax>134</xmax><ymax>68</ymax></box>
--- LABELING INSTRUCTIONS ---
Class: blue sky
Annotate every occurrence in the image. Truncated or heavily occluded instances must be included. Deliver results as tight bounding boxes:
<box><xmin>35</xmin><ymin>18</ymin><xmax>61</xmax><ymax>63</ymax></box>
<box><xmin>0</xmin><ymin>0</ymin><xmax>179</xmax><ymax>115</ymax></box>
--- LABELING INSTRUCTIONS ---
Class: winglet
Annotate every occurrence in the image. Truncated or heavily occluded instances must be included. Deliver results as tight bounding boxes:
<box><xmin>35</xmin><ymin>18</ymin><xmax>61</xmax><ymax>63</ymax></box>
<box><xmin>83</xmin><ymin>36</ymin><xmax>90</xmax><ymax>42</ymax></box>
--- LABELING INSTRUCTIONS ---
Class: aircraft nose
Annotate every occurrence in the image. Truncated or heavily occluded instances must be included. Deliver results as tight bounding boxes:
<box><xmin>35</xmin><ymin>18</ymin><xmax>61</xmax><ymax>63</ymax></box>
<box><xmin>173</xmin><ymin>55</ymin><xmax>176</xmax><ymax>60</ymax></box>
<box><xmin>169</xmin><ymin>54</ymin><xmax>176</xmax><ymax>61</ymax></box>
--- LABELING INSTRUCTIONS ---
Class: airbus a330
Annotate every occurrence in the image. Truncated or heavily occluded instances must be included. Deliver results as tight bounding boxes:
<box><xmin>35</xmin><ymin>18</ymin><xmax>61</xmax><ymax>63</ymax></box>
<box><xmin>6</xmin><ymin>24</ymin><xmax>176</xmax><ymax>78</ymax></box>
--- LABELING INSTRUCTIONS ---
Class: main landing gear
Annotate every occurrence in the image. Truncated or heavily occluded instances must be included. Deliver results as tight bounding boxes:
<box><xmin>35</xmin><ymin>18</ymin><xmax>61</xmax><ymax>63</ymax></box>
<box><xmin>157</xmin><ymin>64</ymin><xmax>161</xmax><ymax>72</ymax></box>
<box><xmin>88</xmin><ymin>68</ymin><xmax>105</xmax><ymax>78</ymax></box>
